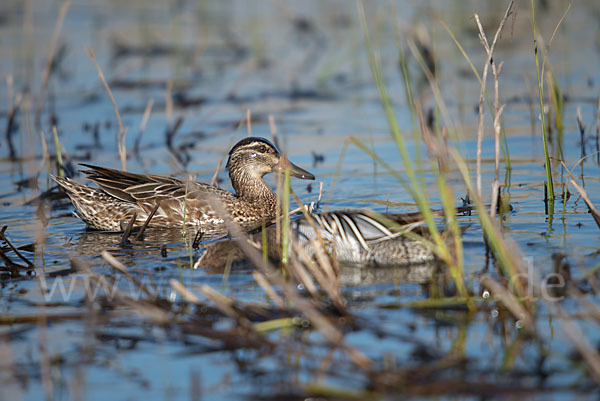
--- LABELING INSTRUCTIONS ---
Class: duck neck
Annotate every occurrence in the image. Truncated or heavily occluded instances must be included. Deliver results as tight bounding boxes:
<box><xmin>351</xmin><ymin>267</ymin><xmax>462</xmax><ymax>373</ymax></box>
<box><xmin>230</xmin><ymin>169</ymin><xmax>277</xmax><ymax>206</ymax></box>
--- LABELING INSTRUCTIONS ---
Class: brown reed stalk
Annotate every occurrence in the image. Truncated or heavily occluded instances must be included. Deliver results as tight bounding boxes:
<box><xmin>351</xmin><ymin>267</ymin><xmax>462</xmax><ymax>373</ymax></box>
<box><xmin>479</xmin><ymin>17</ymin><xmax>507</xmax><ymax>218</ymax></box>
<box><xmin>268</xmin><ymin>115</ymin><xmax>279</xmax><ymax>148</ymax></box>
<box><xmin>246</xmin><ymin>108</ymin><xmax>252</xmax><ymax>137</ymax></box>
<box><xmin>559</xmin><ymin>160</ymin><xmax>600</xmax><ymax>229</ymax></box>
<box><xmin>165</xmin><ymin>80</ymin><xmax>174</xmax><ymax>125</ymax></box>
<box><xmin>34</xmin><ymin>0</ymin><xmax>72</xmax><ymax>128</ymax></box>
<box><xmin>203</xmin><ymin>194</ymin><xmax>371</xmax><ymax>368</ymax></box>
<box><xmin>474</xmin><ymin>1</ymin><xmax>515</xmax><ymax>198</ymax></box>
<box><xmin>550</xmin><ymin>299</ymin><xmax>600</xmax><ymax>384</ymax></box>
<box><xmin>87</xmin><ymin>48</ymin><xmax>127</xmax><ymax>171</ymax></box>
<box><xmin>480</xmin><ymin>274</ymin><xmax>534</xmax><ymax>334</ymax></box>
<box><xmin>210</xmin><ymin>158</ymin><xmax>222</xmax><ymax>187</ymax></box>
<box><xmin>251</xmin><ymin>271</ymin><xmax>284</xmax><ymax>308</ymax></box>
<box><xmin>134</xmin><ymin>97</ymin><xmax>154</xmax><ymax>156</ymax></box>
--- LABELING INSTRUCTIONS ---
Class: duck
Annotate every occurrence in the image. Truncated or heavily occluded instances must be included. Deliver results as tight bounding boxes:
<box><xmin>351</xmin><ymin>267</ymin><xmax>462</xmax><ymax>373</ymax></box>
<box><xmin>197</xmin><ymin>206</ymin><xmax>472</xmax><ymax>268</ymax></box>
<box><xmin>290</xmin><ymin>210</ymin><xmax>433</xmax><ymax>266</ymax></box>
<box><xmin>197</xmin><ymin>210</ymin><xmax>434</xmax><ymax>268</ymax></box>
<box><xmin>52</xmin><ymin>137</ymin><xmax>315</xmax><ymax>234</ymax></box>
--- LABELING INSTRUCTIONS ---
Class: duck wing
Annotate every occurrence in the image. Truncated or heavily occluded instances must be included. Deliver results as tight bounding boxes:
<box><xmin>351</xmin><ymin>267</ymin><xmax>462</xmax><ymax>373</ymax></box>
<box><xmin>81</xmin><ymin>164</ymin><xmax>186</xmax><ymax>203</ymax></box>
<box><xmin>81</xmin><ymin>164</ymin><xmax>243</xmax><ymax>229</ymax></box>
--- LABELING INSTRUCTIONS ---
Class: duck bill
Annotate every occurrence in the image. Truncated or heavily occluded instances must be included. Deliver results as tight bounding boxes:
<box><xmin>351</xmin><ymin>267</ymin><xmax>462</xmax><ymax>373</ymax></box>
<box><xmin>276</xmin><ymin>156</ymin><xmax>315</xmax><ymax>180</ymax></box>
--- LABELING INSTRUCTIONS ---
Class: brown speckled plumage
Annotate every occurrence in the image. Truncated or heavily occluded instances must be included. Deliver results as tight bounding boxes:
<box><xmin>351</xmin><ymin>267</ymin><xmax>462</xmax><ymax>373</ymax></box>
<box><xmin>52</xmin><ymin>137</ymin><xmax>314</xmax><ymax>234</ymax></box>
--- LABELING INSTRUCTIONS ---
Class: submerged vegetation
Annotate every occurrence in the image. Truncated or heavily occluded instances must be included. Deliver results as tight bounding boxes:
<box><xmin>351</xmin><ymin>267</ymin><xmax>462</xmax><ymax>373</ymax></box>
<box><xmin>2</xmin><ymin>1</ymin><xmax>600</xmax><ymax>400</ymax></box>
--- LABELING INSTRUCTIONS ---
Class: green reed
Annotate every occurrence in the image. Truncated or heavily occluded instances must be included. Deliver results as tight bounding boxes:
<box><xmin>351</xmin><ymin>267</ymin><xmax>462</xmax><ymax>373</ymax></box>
<box><xmin>431</xmin><ymin>2</ymin><xmax>524</xmax><ymax>296</ymax></box>
<box><xmin>531</xmin><ymin>0</ymin><xmax>555</xmax><ymax>204</ymax></box>
<box><xmin>52</xmin><ymin>126</ymin><xmax>64</xmax><ymax>178</ymax></box>
<box><xmin>355</xmin><ymin>0</ymin><xmax>535</xmax><ymax>303</ymax></box>
<box><xmin>547</xmin><ymin>70</ymin><xmax>565</xmax><ymax>160</ymax></box>
<box><xmin>357</xmin><ymin>0</ymin><xmax>469</xmax><ymax>304</ymax></box>
<box><xmin>452</xmin><ymin>149</ymin><xmax>525</xmax><ymax>298</ymax></box>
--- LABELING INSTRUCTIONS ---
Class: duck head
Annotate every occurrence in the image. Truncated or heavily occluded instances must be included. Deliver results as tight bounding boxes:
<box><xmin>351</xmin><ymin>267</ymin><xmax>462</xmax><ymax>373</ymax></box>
<box><xmin>226</xmin><ymin>137</ymin><xmax>315</xmax><ymax>181</ymax></box>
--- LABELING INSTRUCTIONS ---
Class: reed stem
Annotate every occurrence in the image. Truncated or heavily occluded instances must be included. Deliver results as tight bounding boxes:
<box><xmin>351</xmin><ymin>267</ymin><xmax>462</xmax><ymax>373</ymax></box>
<box><xmin>531</xmin><ymin>0</ymin><xmax>555</xmax><ymax>203</ymax></box>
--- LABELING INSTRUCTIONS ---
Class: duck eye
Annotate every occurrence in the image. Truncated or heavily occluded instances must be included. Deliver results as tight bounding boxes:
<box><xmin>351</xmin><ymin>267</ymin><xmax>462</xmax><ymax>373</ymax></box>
<box><xmin>259</xmin><ymin>145</ymin><xmax>267</xmax><ymax>153</ymax></box>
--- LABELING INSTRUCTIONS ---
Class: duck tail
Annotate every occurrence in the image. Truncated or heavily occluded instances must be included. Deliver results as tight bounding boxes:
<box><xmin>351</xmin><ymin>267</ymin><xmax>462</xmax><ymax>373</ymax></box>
<box><xmin>51</xmin><ymin>175</ymin><xmax>81</xmax><ymax>195</ymax></box>
<box><xmin>51</xmin><ymin>175</ymin><xmax>132</xmax><ymax>231</ymax></box>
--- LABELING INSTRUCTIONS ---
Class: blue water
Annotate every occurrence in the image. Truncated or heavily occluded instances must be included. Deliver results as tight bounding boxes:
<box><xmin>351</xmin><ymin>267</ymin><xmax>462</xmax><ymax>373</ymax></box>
<box><xmin>2</xmin><ymin>1</ymin><xmax>600</xmax><ymax>400</ymax></box>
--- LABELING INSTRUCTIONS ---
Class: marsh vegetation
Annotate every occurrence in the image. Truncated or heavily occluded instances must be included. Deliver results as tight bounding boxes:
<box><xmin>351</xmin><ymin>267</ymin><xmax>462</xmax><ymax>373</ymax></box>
<box><xmin>2</xmin><ymin>1</ymin><xmax>600</xmax><ymax>400</ymax></box>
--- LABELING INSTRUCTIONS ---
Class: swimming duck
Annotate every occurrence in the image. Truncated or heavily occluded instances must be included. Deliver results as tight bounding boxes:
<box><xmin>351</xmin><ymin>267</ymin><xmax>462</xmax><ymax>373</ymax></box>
<box><xmin>52</xmin><ymin>137</ymin><xmax>314</xmax><ymax>234</ymax></box>
<box><xmin>197</xmin><ymin>207</ymin><xmax>472</xmax><ymax>268</ymax></box>
<box><xmin>291</xmin><ymin>210</ymin><xmax>433</xmax><ymax>266</ymax></box>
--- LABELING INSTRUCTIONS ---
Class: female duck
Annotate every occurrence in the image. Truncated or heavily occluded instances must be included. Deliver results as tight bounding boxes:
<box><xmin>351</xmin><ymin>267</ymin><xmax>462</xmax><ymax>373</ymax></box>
<box><xmin>53</xmin><ymin>137</ymin><xmax>314</xmax><ymax>234</ymax></box>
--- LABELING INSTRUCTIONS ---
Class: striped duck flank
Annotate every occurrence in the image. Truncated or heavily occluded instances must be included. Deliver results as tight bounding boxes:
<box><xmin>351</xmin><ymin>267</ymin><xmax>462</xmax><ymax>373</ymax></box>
<box><xmin>291</xmin><ymin>210</ymin><xmax>434</xmax><ymax>266</ymax></box>
<box><xmin>52</xmin><ymin>137</ymin><xmax>314</xmax><ymax>234</ymax></box>
<box><xmin>199</xmin><ymin>209</ymin><xmax>464</xmax><ymax>268</ymax></box>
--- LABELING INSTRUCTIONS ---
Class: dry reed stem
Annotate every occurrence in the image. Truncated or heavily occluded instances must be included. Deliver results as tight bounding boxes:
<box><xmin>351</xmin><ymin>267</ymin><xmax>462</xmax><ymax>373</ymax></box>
<box><xmin>117</xmin><ymin>130</ymin><xmax>128</xmax><ymax>171</ymax></box>
<box><xmin>290</xmin><ymin>189</ymin><xmax>340</xmax><ymax>275</ymax></box>
<box><xmin>34</xmin><ymin>0</ymin><xmax>72</xmax><ymax>128</ymax></box>
<box><xmin>139</xmin><ymin>97</ymin><xmax>154</xmax><ymax>134</ymax></box>
<box><xmin>0</xmin><ymin>341</ymin><xmax>21</xmax><ymax>399</ymax></box>
<box><xmin>306</xmin><ymin>238</ymin><xmax>343</xmax><ymax>307</ymax></box>
<box><xmin>317</xmin><ymin>181</ymin><xmax>324</xmax><ymax>207</ymax></box>
<box><xmin>491</xmin><ymin>61</ymin><xmax>504</xmax><ymax>193</ymax></box>
<box><xmin>450</xmin><ymin>147</ymin><xmax>529</xmax><ymax>299</ymax></box>
<box><xmin>246</xmin><ymin>108</ymin><xmax>252</xmax><ymax>137</ymax></box>
<box><xmin>170</xmin><ymin>279</ymin><xmax>203</xmax><ymax>306</ymax></box>
<box><xmin>275</xmin><ymin>170</ymin><xmax>282</xmax><ymax>246</ymax></box>
<box><xmin>480</xmin><ymin>274</ymin><xmax>534</xmax><ymax>334</ymax></box>
<box><xmin>166</xmin><ymin>80</ymin><xmax>174</xmax><ymax>125</ymax></box>
<box><xmin>298</xmin><ymin>232</ymin><xmax>344</xmax><ymax>306</ymax></box>
<box><xmin>38</xmin><ymin>130</ymin><xmax>50</xmax><ymax>180</ymax></box>
<box><xmin>38</xmin><ymin>307</ymin><xmax>53</xmax><ymax>401</ymax></box>
<box><xmin>415</xmin><ymin>101</ymin><xmax>467</xmax><ymax>271</ymax></box>
<box><xmin>489</xmin><ymin>181</ymin><xmax>501</xmax><ymax>220</ymax></box>
<box><xmin>577</xmin><ymin>107</ymin><xmax>585</xmax><ymax>158</ymax></box>
<box><xmin>490</xmin><ymin>105</ymin><xmax>506</xmax><ymax>218</ymax></box>
<box><xmin>5</xmin><ymin>92</ymin><xmax>22</xmax><ymax>160</ymax></box>
<box><xmin>74</xmin><ymin>256</ymin><xmax>169</xmax><ymax>323</ymax></box>
<box><xmin>290</xmin><ymin>190</ymin><xmax>342</xmax><ymax>283</ymax></box>
<box><xmin>574</xmin><ymin>289</ymin><xmax>600</xmax><ymax>323</ymax></box>
<box><xmin>197</xmin><ymin>284</ymin><xmax>252</xmax><ymax>328</ymax></box>
<box><xmin>87</xmin><ymin>48</ymin><xmax>127</xmax><ymax>170</ymax></box>
<box><xmin>210</xmin><ymin>158</ymin><xmax>222</xmax><ymax>186</ymax></box>
<box><xmin>6</xmin><ymin>74</ymin><xmax>13</xmax><ymax>105</ymax></box>
<box><xmin>0</xmin><ymin>228</ymin><xmax>33</xmax><ymax>267</ymax></box>
<box><xmin>252</xmin><ymin>271</ymin><xmax>285</xmax><ymax>308</ymax></box>
<box><xmin>324</xmin><ymin>137</ymin><xmax>351</xmax><ymax>211</ymax></box>
<box><xmin>269</xmin><ymin>115</ymin><xmax>282</xmax><ymax>247</ymax></box>
<box><xmin>596</xmin><ymin>96</ymin><xmax>600</xmax><ymax>164</ymax></box>
<box><xmin>292</xmin><ymin>239</ymin><xmax>337</xmax><ymax>301</ymax></box>
<box><xmin>406</xmin><ymin>38</ymin><xmax>452</xmax><ymax>131</ymax></box>
<box><xmin>101</xmin><ymin>250</ymin><xmax>128</xmax><ymax>275</ymax></box>
<box><xmin>289</xmin><ymin>242</ymin><xmax>321</xmax><ymax>298</ymax></box>
<box><xmin>115</xmin><ymin>295</ymin><xmax>171</xmax><ymax>324</ymax></box>
<box><xmin>268</xmin><ymin>114</ymin><xmax>279</xmax><ymax>148</ymax></box>
<box><xmin>559</xmin><ymin>160</ymin><xmax>600</xmax><ymax>229</ymax></box>
<box><xmin>101</xmin><ymin>250</ymin><xmax>155</xmax><ymax>299</ymax></box>
<box><xmin>551</xmin><ymin>300</ymin><xmax>600</xmax><ymax>384</ymax></box>
<box><xmin>540</xmin><ymin>0</ymin><xmax>574</xmax><ymax>76</ymax></box>
<box><xmin>205</xmin><ymin>195</ymin><xmax>370</xmax><ymax>367</ymax></box>
<box><xmin>474</xmin><ymin>1</ymin><xmax>514</xmax><ymax>197</ymax></box>
<box><xmin>134</xmin><ymin>97</ymin><xmax>154</xmax><ymax>155</ymax></box>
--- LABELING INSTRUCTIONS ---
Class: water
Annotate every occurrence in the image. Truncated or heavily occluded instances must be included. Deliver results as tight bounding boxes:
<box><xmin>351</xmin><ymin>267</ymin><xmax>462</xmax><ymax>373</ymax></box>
<box><xmin>2</xmin><ymin>0</ymin><xmax>600</xmax><ymax>399</ymax></box>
